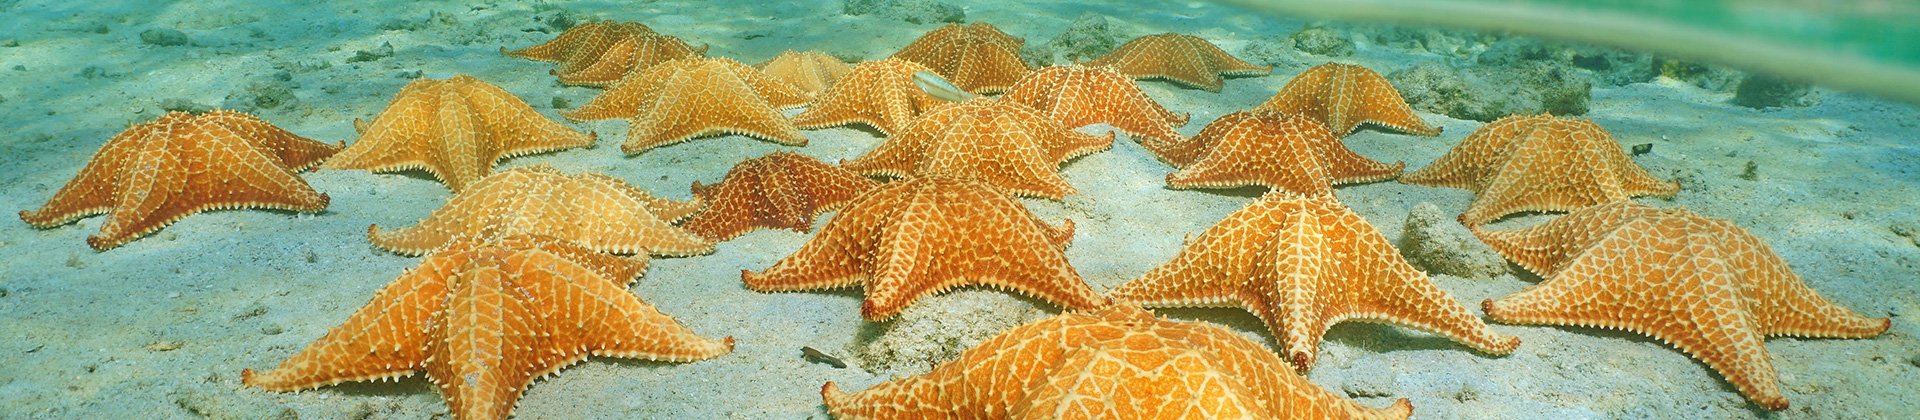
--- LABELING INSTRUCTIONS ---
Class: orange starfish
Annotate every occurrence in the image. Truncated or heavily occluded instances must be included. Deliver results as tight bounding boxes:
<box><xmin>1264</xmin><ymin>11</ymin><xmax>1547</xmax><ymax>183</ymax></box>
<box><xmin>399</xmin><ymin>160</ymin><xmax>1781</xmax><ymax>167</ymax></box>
<box><xmin>243</xmin><ymin>234</ymin><xmax>733</xmax><ymax>420</ymax></box>
<box><xmin>1257</xmin><ymin>63</ymin><xmax>1442</xmax><ymax>137</ymax></box>
<box><xmin>502</xmin><ymin>20</ymin><xmax>706</xmax><ymax>87</ymax></box>
<box><xmin>1146</xmin><ymin>109</ymin><xmax>1403</xmax><ymax>195</ymax></box>
<box><xmin>367</xmin><ymin>166</ymin><xmax>710</xmax><ymax>257</ymax></box>
<box><xmin>890</xmin><ymin>22</ymin><xmax>1031</xmax><ymax>94</ymax></box>
<box><xmin>823</xmin><ymin>304</ymin><xmax>1412</xmax><ymax>419</ymax></box>
<box><xmin>756</xmin><ymin>50</ymin><xmax>852</xmax><ymax>97</ymax></box>
<box><xmin>1083</xmin><ymin>33</ymin><xmax>1271</xmax><ymax>92</ymax></box>
<box><xmin>1474</xmin><ymin>202</ymin><xmax>1889</xmax><ymax>411</ymax></box>
<box><xmin>1109</xmin><ymin>193</ymin><xmax>1519</xmax><ymax>372</ymax></box>
<box><xmin>19</xmin><ymin>110</ymin><xmax>339</xmax><ymax>251</ymax></box>
<box><xmin>1399</xmin><ymin>114</ymin><xmax>1678</xmax><ymax>226</ymax></box>
<box><xmin>791</xmin><ymin>57</ymin><xmax>945</xmax><ymax>136</ymax></box>
<box><xmin>1002</xmin><ymin>65</ymin><xmax>1190</xmax><ymax>143</ymax></box>
<box><xmin>563</xmin><ymin>57</ymin><xmax>809</xmax><ymax>154</ymax></box>
<box><xmin>681</xmin><ymin>152</ymin><xmax>879</xmax><ymax>241</ymax></box>
<box><xmin>840</xmin><ymin>98</ymin><xmax>1113</xmax><ymax>199</ymax></box>
<box><xmin>322</xmin><ymin>75</ymin><xmax>594</xmax><ymax>192</ymax></box>
<box><xmin>742</xmin><ymin>176</ymin><xmax>1107</xmax><ymax>321</ymax></box>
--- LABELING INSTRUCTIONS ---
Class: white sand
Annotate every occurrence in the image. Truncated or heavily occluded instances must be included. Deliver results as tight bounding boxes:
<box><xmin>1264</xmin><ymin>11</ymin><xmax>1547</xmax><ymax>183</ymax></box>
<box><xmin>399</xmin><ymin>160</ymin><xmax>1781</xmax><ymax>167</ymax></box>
<box><xmin>0</xmin><ymin>0</ymin><xmax>1916</xmax><ymax>418</ymax></box>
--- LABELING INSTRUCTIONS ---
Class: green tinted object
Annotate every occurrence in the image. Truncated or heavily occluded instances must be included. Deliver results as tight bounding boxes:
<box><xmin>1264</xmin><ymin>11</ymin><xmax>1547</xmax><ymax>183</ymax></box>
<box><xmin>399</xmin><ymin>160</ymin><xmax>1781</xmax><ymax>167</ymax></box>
<box><xmin>1216</xmin><ymin>0</ymin><xmax>1920</xmax><ymax>104</ymax></box>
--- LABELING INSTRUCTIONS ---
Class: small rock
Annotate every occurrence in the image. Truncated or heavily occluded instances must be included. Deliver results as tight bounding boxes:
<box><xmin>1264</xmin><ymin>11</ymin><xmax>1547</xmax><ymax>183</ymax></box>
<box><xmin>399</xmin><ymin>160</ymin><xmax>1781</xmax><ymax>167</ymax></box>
<box><xmin>853</xmin><ymin>290</ymin><xmax>1044</xmax><ymax>375</ymax></box>
<box><xmin>242</xmin><ymin>81</ymin><xmax>297</xmax><ymax>110</ymax></box>
<box><xmin>396</xmin><ymin>69</ymin><xmax>423</xmax><ymax>79</ymax></box>
<box><xmin>1024</xmin><ymin>13</ymin><xmax>1124</xmax><ymax>67</ymax></box>
<box><xmin>550</xmin><ymin>96</ymin><xmax>569</xmax><ymax>109</ymax></box>
<box><xmin>1288</xmin><ymin>26</ymin><xmax>1353</xmax><ymax>57</ymax></box>
<box><xmin>1366</xmin><ymin>25</ymin><xmax>1485</xmax><ymax>57</ymax></box>
<box><xmin>1390</xmin><ymin>60</ymin><xmax>1590</xmax><ymax>122</ymax></box>
<box><xmin>78</xmin><ymin>66</ymin><xmax>113</xmax><ymax>80</ymax></box>
<box><xmin>1732</xmin><ymin>73</ymin><xmax>1816</xmax><ymax>109</ymax></box>
<box><xmin>1655</xmin><ymin>58</ymin><xmax>1744</xmax><ymax>92</ymax></box>
<box><xmin>261</xmin><ymin>325</ymin><xmax>284</xmax><ymax>335</ymax></box>
<box><xmin>65</xmin><ymin>255</ymin><xmax>85</xmax><ymax>269</ymax></box>
<box><xmin>232</xmin><ymin>303</ymin><xmax>268</xmax><ymax>321</ymax></box>
<box><xmin>1739</xmin><ymin>160</ymin><xmax>1759</xmax><ymax>181</ymax></box>
<box><xmin>1631</xmin><ymin>143</ymin><xmax>1653</xmax><ymax>156</ymax></box>
<box><xmin>801</xmin><ymin>346</ymin><xmax>848</xmax><ymax>368</ymax></box>
<box><xmin>157</xmin><ymin>98</ymin><xmax>212</xmax><ymax>114</ymax></box>
<box><xmin>1238</xmin><ymin>35</ymin><xmax>1306</xmax><ymax>68</ymax></box>
<box><xmin>147</xmin><ymin>340</ymin><xmax>185</xmax><ymax>352</ymax></box>
<box><xmin>347</xmin><ymin>42</ymin><xmax>394</xmax><ymax>63</ymax></box>
<box><xmin>1399</xmin><ymin>202</ymin><xmax>1507</xmax><ymax>278</ymax></box>
<box><xmin>139</xmin><ymin>28</ymin><xmax>190</xmax><ymax>47</ymax></box>
<box><xmin>1</xmin><ymin>38</ymin><xmax>18</xmax><ymax>47</ymax></box>
<box><xmin>842</xmin><ymin>0</ymin><xmax>964</xmax><ymax>24</ymax></box>
<box><xmin>83</xmin><ymin>22</ymin><xmax>110</xmax><ymax>34</ymax></box>
<box><xmin>1565</xmin><ymin>45</ymin><xmax>1654</xmax><ymax>87</ymax></box>
<box><xmin>0</xmin><ymin>287</ymin><xmax>9</xmax><ymax>298</ymax></box>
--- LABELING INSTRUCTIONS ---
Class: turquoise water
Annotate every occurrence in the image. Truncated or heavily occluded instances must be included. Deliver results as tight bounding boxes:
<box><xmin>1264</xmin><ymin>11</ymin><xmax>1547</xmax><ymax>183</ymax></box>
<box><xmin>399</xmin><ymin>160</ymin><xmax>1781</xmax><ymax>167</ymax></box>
<box><xmin>0</xmin><ymin>1</ymin><xmax>1916</xmax><ymax>418</ymax></box>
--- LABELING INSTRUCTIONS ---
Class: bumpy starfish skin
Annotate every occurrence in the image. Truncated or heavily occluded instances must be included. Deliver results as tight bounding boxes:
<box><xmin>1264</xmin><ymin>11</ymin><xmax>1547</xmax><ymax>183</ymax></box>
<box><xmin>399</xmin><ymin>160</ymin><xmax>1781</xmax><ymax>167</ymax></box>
<box><xmin>323</xmin><ymin>75</ymin><xmax>594</xmax><ymax>192</ymax></box>
<box><xmin>1002</xmin><ymin>65</ymin><xmax>1190</xmax><ymax>143</ymax></box>
<box><xmin>756</xmin><ymin>50</ymin><xmax>852</xmax><ymax>97</ymax></box>
<box><xmin>840</xmin><ymin>98</ymin><xmax>1114</xmax><ymax>199</ymax></box>
<box><xmin>1109</xmin><ymin>193</ymin><xmax>1519</xmax><ymax>372</ymax></box>
<box><xmin>502</xmin><ymin>20</ymin><xmax>705</xmax><ymax>87</ymax></box>
<box><xmin>1473</xmin><ymin>202</ymin><xmax>1889</xmax><ymax>411</ymax></box>
<box><xmin>682</xmin><ymin>152</ymin><xmax>879</xmax><ymax>241</ymax></box>
<box><xmin>891</xmin><ymin>22</ymin><xmax>1032</xmax><ymax>94</ymax></box>
<box><xmin>368</xmin><ymin>166</ymin><xmax>710</xmax><ymax>257</ymax></box>
<box><xmin>19</xmin><ymin>110</ymin><xmax>340</xmax><ymax>251</ymax></box>
<box><xmin>741</xmin><ymin>176</ymin><xmax>1106</xmax><ymax>321</ymax></box>
<box><xmin>1258</xmin><ymin>63</ymin><xmax>1442</xmax><ymax>137</ymax></box>
<box><xmin>1083</xmin><ymin>33</ymin><xmax>1271</xmax><ymax>92</ymax></box>
<box><xmin>1399</xmin><ymin>114</ymin><xmax>1679</xmax><ymax>226</ymax></box>
<box><xmin>822</xmin><ymin>304</ymin><xmax>1413</xmax><ymax>419</ymax></box>
<box><xmin>791</xmin><ymin>58</ymin><xmax>945</xmax><ymax>136</ymax></box>
<box><xmin>243</xmin><ymin>235</ymin><xmax>733</xmax><ymax>420</ymax></box>
<box><xmin>551</xmin><ymin>32</ymin><xmax>708</xmax><ymax>87</ymax></box>
<box><xmin>564</xmin><ymin>57</ymin><xmax>809</xmax><ymax>154</ymax></box>
<box><xmin>1147</xmin><ymin>109</ymin><xmax>1403</xmax><ymax>195</ymax></box>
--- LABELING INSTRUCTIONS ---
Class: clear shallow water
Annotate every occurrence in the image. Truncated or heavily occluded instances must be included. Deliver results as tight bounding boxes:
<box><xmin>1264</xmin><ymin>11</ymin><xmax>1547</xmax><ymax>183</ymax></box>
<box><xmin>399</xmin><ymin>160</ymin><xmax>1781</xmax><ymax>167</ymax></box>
<box><xmin>0</xmin><ymin>1</ymin><xmax>1916</xmax><ymax>418</ymax></box>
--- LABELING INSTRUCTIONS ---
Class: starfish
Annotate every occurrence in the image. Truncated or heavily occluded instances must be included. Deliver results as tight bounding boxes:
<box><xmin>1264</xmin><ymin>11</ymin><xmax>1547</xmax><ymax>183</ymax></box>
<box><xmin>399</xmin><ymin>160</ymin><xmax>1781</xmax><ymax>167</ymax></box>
<box><xmin>367</xmin><ymin>166</ymin><xmax>710</xmax><ymax>257</ymax></box>
<box><xmin>1474</xmin><ymin>202</ymin><xmax>1890</xmax><ymax>410</ymax></box>
<box><xmin>1399</xmin><ymin>114</ymin><xmax>1678</xmax><ymax>226</ymax></box>
<box><xmin>741</xmin><ymin>176</ymin><xmax>1107</xmax><ymax>321</ymax></box>
<box><xmin>791</xmin><ymin>57</ymin><xmax>945</xmax><ymax>136</ymax></box>
<box><xmin>243</xmin><ymin>234</ymin><xmax>733</xmax><ymax>420</ymax></box>
<box><xmin>322</xmin><ymin>75</ymin><xmax>594</xmax><ymax>192</ymax></box>
<box><xmin>1257</xmin><ymin>63</ymin><xmax>1442</xmax><ymax>137</ymax></box>
<box><xmin>19</xmin><ymin>110</ymin><xmax>340</xmax><ymax>251</ymax></box>
<box><xmin>501</xmin><ymin>20</ymin><xmax>706</xmax><ymax>87</ymax></box>
<box><xmin>563</xmin><ymin>57</ymin><xmax>809</xmax><ymax>154</ymax></box>
<box><xmin>839</xmin><ymin>98</ymin><xmax>1113</xmax><ymax>199</ymax></box>
<box><xmin>756</xmin><ymin>50</ymin><xmax>852</xmax><ymax>97</ymax></box>
<box><xmin>1083</xmin><ymin>33</ymin><xmax>1271</xmax><ymax>92</ymax></box>
<box><xmin>822</xmin><ymin>304</ymin><xmax>1413</xmax><ymax>419</ymax></box>
<box><xmin>681</xmin><ymin>151</ymin><xmax>879</xmax><ymax>241</ymax></box>
<box><xmin>890</xmin><ymin>22</ymin><xmax>1031</xmax><ymax>94</ymax></box>
<box><xmin>1001</xmin><ymin>65</ymin><xmax>1190</xmax><ymax>143</ymax></box>
<box><xmin>1108</xmin><ymin>193</ymin><xmax>1520</xmax><ymax>372</ymax></box>
<box><xmin>1145</xmin><ymin>109</ymin><xmax>1403</xmax><ymax>195</ymax></box>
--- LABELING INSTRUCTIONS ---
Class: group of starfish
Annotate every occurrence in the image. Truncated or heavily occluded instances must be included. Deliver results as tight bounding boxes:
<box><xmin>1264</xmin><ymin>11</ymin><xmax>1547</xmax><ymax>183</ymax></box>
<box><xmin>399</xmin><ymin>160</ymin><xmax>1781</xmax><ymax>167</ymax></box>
<box><xmin>14</xmin><ymin>16</ymin><xmax>1889</xmax><ymax>419</ymax></box>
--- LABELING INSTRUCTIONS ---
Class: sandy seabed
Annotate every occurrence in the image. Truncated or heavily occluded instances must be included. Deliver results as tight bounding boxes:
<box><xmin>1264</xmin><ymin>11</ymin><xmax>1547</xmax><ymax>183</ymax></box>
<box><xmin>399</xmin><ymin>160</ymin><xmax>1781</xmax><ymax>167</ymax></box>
<box><xmin>0</xmin><ymin>1</ymin><xmax>1917</xmax><ymax>418</ymax></box>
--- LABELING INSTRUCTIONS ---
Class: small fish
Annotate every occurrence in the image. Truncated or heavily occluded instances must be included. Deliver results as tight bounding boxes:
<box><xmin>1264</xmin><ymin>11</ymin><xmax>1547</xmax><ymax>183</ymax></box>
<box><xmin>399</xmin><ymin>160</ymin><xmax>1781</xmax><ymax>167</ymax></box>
<box><xmin>801</xmin><ymin>346</ymin><xmax>847</xmax><ymax>369</ymax></box>
<box><xmin>911</xmin><ymin>71</ymin><xmax>975</xmax><ymax>103</ymax></box>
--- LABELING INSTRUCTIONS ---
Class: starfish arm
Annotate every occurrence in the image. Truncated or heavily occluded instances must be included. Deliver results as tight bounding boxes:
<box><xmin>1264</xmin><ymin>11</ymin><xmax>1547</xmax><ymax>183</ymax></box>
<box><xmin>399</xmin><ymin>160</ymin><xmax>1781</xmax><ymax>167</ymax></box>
<box><xmin>425</xmin><ymin>262</ymin><xmax>552</xmax><ymax>420</ymax></box>
<box><xmin>1346</xmin><ymin>261</ymin><xmax>1521</xmax><ymax>357</ymax></box>
<box><xmin>510</xmin><ymin>249</ymin><xmax>734</xmax><ymax>362</ymax></box>
<box><xmin>563</xmin><ymin>65</ymin><xmax>668</xmax><ymax>122</ymax></box>
<box><xmin>586</xmin><ymin>173</ymin><xmax>703</xmax><ymax>223</ymax></box>
<box><xmin>554</xmin><ymin>36</ymin><xmax>640</xmax><ymax>86</ymax></box>
<box><xmin>841</xmin><ymin>129</ymin><xmax>934</xmax><ymax>179</ymax></box>
<box><xmin>18</xmin><ymin>126</ymin><xmax>142</xmax><ymax>228</ymax></box>
<box><xmin>1458</xmin><ymin>140</ymin><xmax>1615</xmax><ymax>226</ymax></box>
<box><xmin>211</xmin><ymin>111</ymin><xmax>342</xmax><ymax>171</ymax></box>
<box><xmin>1256</xmin><ymin>65</ymin><xmax>1334</xmax><ymax>116</ymax></box>
<box><xmin>503</xmin><ymin>21</ymin><xmax>612</xmax><ymax>62</ymax></box>
<box><xmin>92</xmin><ymin>132</ymin><xmax>330</xmax><ymax>250</ymax></box>
<box><xmin>1345</xmin><ymin>74</ymin><xmax>1443</xmax><ymax>137</ymax></box>
<box><xmin>739</xmin><ymin>192</ymin><xmax>883</xmax><ymax>292</ymax></box>
<box><xmin>324</xmin><ymin>84</ymin><xmax>447</xmax><ymax>174</ymax></box>
<box><xmin>1723</xmin><ymin>228</ymin><xmax>1892</xmax><ymax>338</ymax></box>
<box><xmin>681</xmin><ymin>184</ymin><xmax>766</xmax><ymax>241</ymax></box>
<box><xmin>1193</xmin><ymin>39</ymin><xmax>1272</xmax><ymax>76</ymax></box>
<box><xmin>367</xmin><ymin>184</ymin><xmax>512</xmax><ymax>255</ymax></box>
<box><xmin>1108</xmin><ymin>203</ymin><xmax>1274</xmax><ymax>308</ymax></box>
<box><xmin>1472</xmin><ymin>201</ymin><xmax>1674</xmax><ymax>277</ymax></box>
<box><xmin>242</xmin><ymin>254</ymin><xmax>450</xmax><ymax>391</ymax></box>
<box><xmin>723</xmin><ymin>58</ymin><xmax>810</xmax><ymax>110</ymax></box>
<box><xmin>857</xmin><ymin>223</ymin><xmax>934</xmax><ymax>321</ymax></box>
<box><xmin>428</xmin><ymin>101</ymin><xmax>492</xmax><ymax>193</ymax></box>
<box><xmin>1401</xmin><ymin>114</ymin><xmax>1548</xmax><ymax>190</ymax></box>
<box><xmin>456</xmin><ymin>77</ymin><xmax>595</xmax><ymax>161</ymax></box>
<box><xmin>1015</xmin><ymin>345</ymin><xmax>1271</xmax><ymax>419</ymax></box>
<box><xmin>1041</xmin><ymin>129</ymin><xmax>1116</xmax><ymax>168</ymax></box>
<box><xmin>1178</xmin><ymin>320</ymin><xmax>1416</xmax><ymax>419</ymax></box>
<box><xmin>1257</xmin><ymin>210</ymin><xmax>1334</xmax><ymax>372</ymax></box>
<box><xmin>1165</xmin><ymin>117</ymin><xmax>1333</xmax><ymax>194</ymax></box>
<box><xmin>951</xmin><ymin>41</ymin><xmax>1030</xmax><ymax>93</ymax></box>
<box><xmin>551</xmin><ymin>178</ymin><xmax>713</xmax><ymax>256</ymax></box>
<box><xmin>621</xmin><ymin>72</ymin><xmax>806</xmax><ymax>154</ymax></box>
